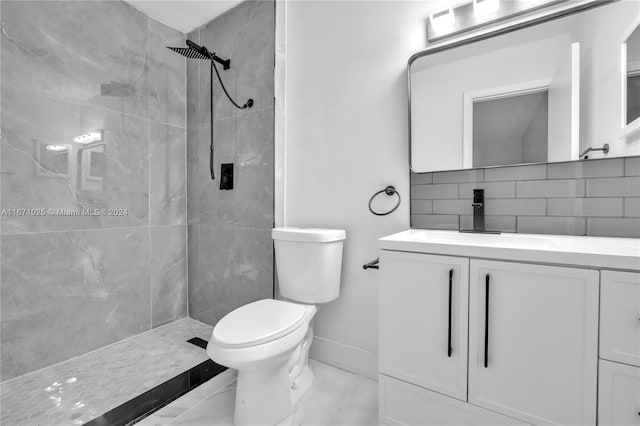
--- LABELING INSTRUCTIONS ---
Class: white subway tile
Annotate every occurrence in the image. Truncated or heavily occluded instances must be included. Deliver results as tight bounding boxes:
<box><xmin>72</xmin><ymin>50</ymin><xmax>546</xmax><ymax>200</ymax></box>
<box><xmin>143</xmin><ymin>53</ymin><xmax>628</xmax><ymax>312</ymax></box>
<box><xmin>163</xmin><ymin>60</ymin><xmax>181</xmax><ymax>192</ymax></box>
<box><xmin>411</xmin><ymin>214</ymin><xmax>459</xmax><ymax>230</ymax></box>
<box><xmin>516</xmin><ymin>180</ymin><xmax>585</xmax><ymax>198</ymax></box>
<box><xmin>548</xmin><ymin>158</ymin><xmax>624</xmax><ymax>179</ymax></box>
<box><xmin>484</xmin><ymin>199</ymin><xmax>546</xmax><ymax>216</ymax></box>
<box><xmin>459</xmin><ymin>181</ymin><xmax>515</xmax><ymax>199</ymax></box>
<box><xmin>410</xmin><ymin>200</ymin><xmax>433</xmax><ymax>215</ymax></box>
<box><xmin>587</xmin><ymin>218</ymin><xmax>640</xmax><ymax>238</ymax></box>
<box><xmin>517</xmin><ymin>216</ymin><xmax>586</xmax><ymax>236</ymax></box>
<box><xmin>586</xmin><ymin>177</ymin><xmax>640</xmax><ymax>197</ymax></box>
<box><xmin>411</xmin><ymin>184</ymin><xmax>458</xmax><ymax>199</ymax></box>
<box><xmin>484</xmin><ymin>164</ymin><xmax>546</xmax><ymax>182</ymax></box>
<box><xmin>624</xmin><ymin>198</ymin><xmax>640</xmax><ymax>218</ymax></box>
<box><xmin>433</xmin><ymin>169</ymin><xmax>483</xmax><ymax>184</ymax></box>
<box><xmin>547</xmin><ymin>198</ymin><xmax>623</xmax><ymax>217</ymax></box>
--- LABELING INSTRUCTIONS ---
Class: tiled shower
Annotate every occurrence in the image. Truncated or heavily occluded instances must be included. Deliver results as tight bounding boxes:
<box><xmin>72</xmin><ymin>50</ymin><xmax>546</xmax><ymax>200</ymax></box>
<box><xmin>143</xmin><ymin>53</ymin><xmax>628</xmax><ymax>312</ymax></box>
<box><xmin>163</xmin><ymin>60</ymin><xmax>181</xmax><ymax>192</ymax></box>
<box><xmin>0</xmin><ymin>0</ymin><xmax>274</xmax><ymax>395</ymax></box>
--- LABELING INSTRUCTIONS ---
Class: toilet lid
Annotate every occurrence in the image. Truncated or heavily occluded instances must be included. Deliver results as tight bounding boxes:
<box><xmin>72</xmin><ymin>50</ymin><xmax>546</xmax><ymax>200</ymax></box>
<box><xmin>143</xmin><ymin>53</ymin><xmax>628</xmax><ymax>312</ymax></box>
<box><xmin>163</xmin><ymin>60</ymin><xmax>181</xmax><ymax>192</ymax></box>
<box><xmin>211</xmin><ymin>299</ymin><xmax>308</xmax><ymax>348</ymax></box>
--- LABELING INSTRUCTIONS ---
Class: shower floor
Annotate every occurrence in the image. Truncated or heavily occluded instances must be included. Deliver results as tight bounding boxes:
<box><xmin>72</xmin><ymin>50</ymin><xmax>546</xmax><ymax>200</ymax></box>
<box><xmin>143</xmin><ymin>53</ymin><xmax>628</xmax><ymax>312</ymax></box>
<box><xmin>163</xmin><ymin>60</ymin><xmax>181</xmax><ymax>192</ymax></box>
<box><xmin>0</xmin><ymin>318</ymin><xmax>213</xmax><ymax>426</ymax></box>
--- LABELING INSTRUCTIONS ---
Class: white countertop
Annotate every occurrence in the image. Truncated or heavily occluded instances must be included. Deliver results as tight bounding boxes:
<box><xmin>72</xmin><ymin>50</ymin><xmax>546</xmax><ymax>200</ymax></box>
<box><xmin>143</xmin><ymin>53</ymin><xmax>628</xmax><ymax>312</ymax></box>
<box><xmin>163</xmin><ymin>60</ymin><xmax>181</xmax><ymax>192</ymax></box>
<box><xmin>379</xmin><ymin>229</ymin><xmax>640</xmax><ymax>271</ymax></box>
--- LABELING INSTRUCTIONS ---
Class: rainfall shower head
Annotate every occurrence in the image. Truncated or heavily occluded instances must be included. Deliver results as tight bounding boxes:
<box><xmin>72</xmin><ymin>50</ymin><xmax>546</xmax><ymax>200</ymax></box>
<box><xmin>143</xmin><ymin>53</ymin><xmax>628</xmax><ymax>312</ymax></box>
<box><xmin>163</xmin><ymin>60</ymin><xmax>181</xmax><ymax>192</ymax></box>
<box><xmin>167</xmin><ymin>40</ymin><xmax>231</xmax><ymax>69</ymax></box>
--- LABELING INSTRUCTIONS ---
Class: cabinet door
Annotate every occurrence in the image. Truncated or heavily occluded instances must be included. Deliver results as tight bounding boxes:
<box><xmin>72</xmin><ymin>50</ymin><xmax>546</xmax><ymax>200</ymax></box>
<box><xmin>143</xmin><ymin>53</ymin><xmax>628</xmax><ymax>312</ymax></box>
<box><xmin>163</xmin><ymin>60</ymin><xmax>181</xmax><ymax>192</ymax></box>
<box><xmin>600</xmin><ymin>271</ymin><xmax>640</xmax><ymax>366</ymax></box>
<box><xmin>468</xmin><ymin>260</ymin><xmax>599</xmax><ymax>425</ymax></box>
<box><xmin>379</xmin><ymin>251</ymin><xmax>469</xmax><ymax>400</ymax></box>
<box><xmin>598</xmin><ymin>359</ymin><xmax>640</xmax><ymax>426</ymax></box>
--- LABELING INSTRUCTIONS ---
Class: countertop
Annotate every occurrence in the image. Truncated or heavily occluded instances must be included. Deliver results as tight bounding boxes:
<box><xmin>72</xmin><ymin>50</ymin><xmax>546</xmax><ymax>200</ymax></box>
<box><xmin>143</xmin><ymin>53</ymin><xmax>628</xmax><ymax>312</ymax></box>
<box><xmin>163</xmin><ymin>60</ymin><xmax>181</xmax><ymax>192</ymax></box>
<box><xmin>379</xmin><ymin>229</ymin><xmax>640</xmax><ymax>271</ymax></box>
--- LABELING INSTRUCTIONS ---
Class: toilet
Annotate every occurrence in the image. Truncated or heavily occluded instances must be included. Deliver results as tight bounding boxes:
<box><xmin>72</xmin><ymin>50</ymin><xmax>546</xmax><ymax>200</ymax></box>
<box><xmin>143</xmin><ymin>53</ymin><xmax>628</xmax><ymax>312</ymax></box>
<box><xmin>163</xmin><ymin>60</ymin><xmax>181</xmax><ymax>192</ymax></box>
<box><xmin>206</xmin><ymin>227</ymin><xmax>346</xmax><ymax>426</ymax></box>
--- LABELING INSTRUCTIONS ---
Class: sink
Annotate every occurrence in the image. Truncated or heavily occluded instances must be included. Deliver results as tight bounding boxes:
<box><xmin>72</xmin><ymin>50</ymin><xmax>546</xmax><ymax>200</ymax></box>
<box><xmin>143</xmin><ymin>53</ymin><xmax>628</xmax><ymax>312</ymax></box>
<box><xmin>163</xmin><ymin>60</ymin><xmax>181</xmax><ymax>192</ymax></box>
<box><xmin>404</xmin><ymin>230</ymin><xmax>557</xmax><ymax>249</ymax></box>
<box><xmin>379</xmin><ymin>229</ymin><xmax>640</xmax><ymax>270</ymax></box>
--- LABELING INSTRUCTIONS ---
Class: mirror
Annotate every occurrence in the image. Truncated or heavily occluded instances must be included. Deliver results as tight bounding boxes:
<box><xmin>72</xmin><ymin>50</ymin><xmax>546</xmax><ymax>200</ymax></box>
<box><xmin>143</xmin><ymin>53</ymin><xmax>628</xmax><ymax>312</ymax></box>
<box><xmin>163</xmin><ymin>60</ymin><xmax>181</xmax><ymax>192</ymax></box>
<box><xmin>78</xmin><ymin>143</ymin><xmax>106</xmax><ymax>191</ymax></box>
<box><xmin>36</xmin><ymin>142</ymin><xmax>70</xmax><ymax>177</ymax></box>
<box><xmin>410</xmin><ymin>0</ymin><xmax>640</xmax><ymax>173</ymax></box>
<box><xmin>624</xmin><ymin>24</ymin><xmax>640</xmax><ymax>130</ymax></box>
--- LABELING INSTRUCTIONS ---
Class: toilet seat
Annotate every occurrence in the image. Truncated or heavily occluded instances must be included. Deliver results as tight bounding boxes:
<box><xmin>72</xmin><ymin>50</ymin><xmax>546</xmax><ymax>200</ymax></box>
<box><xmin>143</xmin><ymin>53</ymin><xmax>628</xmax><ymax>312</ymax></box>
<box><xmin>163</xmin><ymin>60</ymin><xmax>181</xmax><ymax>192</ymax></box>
<box><xmin>211</xmin><ymin>299</ymin><xmax>308</xmax><ymax>349</ymax></box>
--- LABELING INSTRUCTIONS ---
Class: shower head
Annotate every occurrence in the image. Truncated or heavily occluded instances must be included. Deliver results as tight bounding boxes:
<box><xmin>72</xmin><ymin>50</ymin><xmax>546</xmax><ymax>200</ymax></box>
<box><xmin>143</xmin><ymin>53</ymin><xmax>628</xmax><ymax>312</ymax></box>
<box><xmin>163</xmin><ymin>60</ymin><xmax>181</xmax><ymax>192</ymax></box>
<box><xmin>167</xmin><ymin>40</ymin><xmax>231</xmax><ymax>70</ymax></box>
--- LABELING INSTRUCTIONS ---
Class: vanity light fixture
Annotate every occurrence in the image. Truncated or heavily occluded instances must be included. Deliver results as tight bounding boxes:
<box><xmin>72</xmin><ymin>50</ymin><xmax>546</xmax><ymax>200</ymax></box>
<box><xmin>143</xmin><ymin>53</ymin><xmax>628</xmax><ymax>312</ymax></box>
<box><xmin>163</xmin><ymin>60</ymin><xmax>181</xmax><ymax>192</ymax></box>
<box><xmin>46</xmin><ymin>145</ymin><xmax>68</xmax><ymax>152</ymax></box>
<box><xmin>473</xmin><ymin>0</ymin><xmax>500</xmax><ymax>17</ymax></box>
<box><xmin>73</xmin><ymin>131</ymin><xmax>102</xmax><ymax>144</ymax></box>
<box><xmin>427</xmin><ymin>0</ymin><xmax>568</xmax><ymax>42</ymax></box>
<box><xmin>430</xmin><ymin>7</ymin><xmax>455</xmax><ymax>31</ymax></box>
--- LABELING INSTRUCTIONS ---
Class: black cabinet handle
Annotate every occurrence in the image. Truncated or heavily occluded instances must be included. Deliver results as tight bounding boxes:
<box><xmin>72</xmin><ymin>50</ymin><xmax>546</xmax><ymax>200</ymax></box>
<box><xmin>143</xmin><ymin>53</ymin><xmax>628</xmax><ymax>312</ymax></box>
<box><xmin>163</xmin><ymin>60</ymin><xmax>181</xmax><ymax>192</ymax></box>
<box><xmin>484</xmin><ymin>273</ymin><xmax>490</xmax><ymax>368</ymax></box>
<box><xmin>448</xmin><ymin>269</ymin><xmax>453</xmax><ymax>358</ymax></box>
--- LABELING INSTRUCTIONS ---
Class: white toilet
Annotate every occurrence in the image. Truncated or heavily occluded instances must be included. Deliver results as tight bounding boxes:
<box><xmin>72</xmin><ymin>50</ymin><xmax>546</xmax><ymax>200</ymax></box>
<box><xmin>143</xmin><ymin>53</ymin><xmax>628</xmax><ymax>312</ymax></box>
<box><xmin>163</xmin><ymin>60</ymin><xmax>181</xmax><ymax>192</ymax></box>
<box><xmin>206</xmin><ymin>227</ymin><xmax>346</xmax><ymax>426</ymax></box>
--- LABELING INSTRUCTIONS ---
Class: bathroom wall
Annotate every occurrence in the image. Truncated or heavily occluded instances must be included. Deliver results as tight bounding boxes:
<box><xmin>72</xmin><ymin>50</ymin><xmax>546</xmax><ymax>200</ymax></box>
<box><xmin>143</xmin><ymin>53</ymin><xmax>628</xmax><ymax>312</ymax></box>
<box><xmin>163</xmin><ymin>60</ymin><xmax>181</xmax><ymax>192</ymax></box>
<box><xmin>0</xmin><ymin>1</ymin><xmax>187</xmax><ymax>381</ymax></box>
<box><xmin>283</xmin><ymin>0</ymin><xmax>452</xmax><ymax>378</ymax></box>
<box><xmin>186</xmin><ymin>0</ymin><xmax>274</xmax><ymax>326</ymax></box>
<box><xmin>410</xmin><ymin>157</ymin><xmax>640</xmax><ymax>237</ymax></box>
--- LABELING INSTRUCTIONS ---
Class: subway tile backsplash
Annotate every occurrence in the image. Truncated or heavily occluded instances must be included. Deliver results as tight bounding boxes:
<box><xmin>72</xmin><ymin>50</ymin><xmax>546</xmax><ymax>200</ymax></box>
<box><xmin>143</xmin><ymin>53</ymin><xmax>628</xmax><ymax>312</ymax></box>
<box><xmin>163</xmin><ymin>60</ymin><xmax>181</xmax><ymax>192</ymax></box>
<box><xmin>410</xmin><ymin>156</ymin><xmax>640</xmax><ymax>238</ymax></box>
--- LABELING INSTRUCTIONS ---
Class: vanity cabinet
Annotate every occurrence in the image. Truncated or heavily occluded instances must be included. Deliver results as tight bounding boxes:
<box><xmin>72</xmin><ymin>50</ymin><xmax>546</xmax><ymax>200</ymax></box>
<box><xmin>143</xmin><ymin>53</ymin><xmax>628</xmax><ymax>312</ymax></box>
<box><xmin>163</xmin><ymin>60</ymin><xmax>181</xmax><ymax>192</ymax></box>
<box><xmin>379</xmin><ymin>252</ymin><xmax>469</xmax><ymax>400</ymax></box>
<box><xmin>600</xmin><ymin>271</ymin><xmax>640</xmax><ymax>367</ymax></box>
<box><xmin>598</xmin><ymin>360</ymin><xmax>640</xmax><ymax>426</ymax></box>
<box><xmin>379</xmin><ymin>249</ymin><xmax>600</xmax><ymax>425</ymax></box>
<box><xmin>598</xmin><ymin>271</ymin><xmax>640</xmax><ymax>426</ymax></box>
<box><xmin>468</xmin><ymin>260</ymin><xmax>598</xmax><ymax>425</ymax></box>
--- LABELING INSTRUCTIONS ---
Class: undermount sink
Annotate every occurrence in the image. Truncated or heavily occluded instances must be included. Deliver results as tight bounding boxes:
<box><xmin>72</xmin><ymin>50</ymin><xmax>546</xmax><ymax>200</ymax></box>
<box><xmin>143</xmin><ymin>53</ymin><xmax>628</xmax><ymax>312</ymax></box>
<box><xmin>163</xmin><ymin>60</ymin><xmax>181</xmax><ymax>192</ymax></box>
<box><xmin>404</xmin><ymin>229</ymin><xmax>557</xmax><ymax>249</ymax></box>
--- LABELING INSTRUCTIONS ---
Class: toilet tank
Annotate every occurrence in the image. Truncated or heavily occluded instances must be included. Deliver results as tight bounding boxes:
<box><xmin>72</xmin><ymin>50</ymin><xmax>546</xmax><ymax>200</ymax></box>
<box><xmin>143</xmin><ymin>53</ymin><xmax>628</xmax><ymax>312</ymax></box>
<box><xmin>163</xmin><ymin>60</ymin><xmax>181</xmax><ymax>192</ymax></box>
<box><xmin>272</xmin><ymin>228</ymin><xmax>346</xmax><ymax>303</ymax></box>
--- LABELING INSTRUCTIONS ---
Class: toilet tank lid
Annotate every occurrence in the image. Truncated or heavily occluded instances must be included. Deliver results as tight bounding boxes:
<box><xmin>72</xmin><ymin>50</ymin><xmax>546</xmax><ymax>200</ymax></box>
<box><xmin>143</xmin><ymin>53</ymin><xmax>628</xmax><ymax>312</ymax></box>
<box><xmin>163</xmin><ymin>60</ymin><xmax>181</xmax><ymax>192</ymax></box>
<box><xmin>272</xmin><ymin>227</ymin><xmax>346</xmax><ymax>243</ymax></box>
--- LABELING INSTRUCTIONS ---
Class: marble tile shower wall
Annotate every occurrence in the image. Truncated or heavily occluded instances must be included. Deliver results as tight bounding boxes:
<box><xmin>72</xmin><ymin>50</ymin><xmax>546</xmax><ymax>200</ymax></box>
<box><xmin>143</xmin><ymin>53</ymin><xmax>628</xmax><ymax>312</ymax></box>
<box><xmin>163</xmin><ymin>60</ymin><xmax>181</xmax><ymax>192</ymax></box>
<box><xmin>0</xmin><ymin>1</ymin><xmax>187</xmax><ymax>381</ymax></box>
<box><xmin>186</xmin><ymin>0</ymin><xmax>275</xmax><ymax>326</ymax></box>
<box><xmin>410</xmin><ymin>157</ymin><xmax>640</xmax><ymax>238</ymax></box>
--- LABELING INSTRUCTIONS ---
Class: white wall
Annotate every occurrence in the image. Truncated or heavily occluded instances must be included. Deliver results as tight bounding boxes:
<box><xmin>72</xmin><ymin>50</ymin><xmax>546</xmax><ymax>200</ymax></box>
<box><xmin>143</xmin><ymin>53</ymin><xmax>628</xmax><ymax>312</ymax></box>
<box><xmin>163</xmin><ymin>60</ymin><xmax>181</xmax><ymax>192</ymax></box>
<box><xmin>282</xmin><ymin>0</ymin><xmax>453</xmax><ymax>377</ymax></box>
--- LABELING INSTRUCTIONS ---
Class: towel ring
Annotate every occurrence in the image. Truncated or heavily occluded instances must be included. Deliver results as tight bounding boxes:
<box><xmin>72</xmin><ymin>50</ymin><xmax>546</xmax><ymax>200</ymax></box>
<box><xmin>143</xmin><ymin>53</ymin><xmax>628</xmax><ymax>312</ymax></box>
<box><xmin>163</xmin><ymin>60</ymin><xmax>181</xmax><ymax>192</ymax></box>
<box><xmin>368</xmin><ymin>185</ymin><xmax>401</xmax><ymax>216</ymax></box>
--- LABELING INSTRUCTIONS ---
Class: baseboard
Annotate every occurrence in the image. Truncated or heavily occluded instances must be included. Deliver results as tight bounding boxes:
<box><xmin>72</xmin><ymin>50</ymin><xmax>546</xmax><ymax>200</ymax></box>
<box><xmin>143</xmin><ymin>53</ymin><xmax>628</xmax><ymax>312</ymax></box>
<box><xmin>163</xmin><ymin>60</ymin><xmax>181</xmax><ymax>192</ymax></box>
<box><xmin>310</xmin><ymin>336</ymin><xmax>377</xmax><ymax>380</ymax></box>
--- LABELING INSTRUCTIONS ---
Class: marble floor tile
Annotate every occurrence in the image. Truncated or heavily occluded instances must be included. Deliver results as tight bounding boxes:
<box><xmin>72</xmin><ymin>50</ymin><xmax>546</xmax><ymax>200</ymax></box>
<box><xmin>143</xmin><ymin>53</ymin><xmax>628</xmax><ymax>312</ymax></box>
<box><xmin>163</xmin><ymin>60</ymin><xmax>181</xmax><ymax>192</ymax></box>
<box><xmin>0</xmin><ymin>318</ymin><xmax>213</xmax><ymax>426</ymax></box>
<box><xmin>145</xmin><ymin>359</ymin><xmax>378</xmax><ymax>426</ymax></box>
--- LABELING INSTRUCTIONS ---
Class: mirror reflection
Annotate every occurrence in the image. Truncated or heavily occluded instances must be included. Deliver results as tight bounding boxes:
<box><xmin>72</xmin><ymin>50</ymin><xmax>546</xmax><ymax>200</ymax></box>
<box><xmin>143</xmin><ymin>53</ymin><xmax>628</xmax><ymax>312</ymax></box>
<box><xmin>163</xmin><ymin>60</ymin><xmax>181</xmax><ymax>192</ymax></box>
<box><xmin>37</xmin><ymin>143</ymin><xmax>70</xmax><ymax>177</ymax></box>
<box><xmin>78</xmin><ymin>144</ymin><xmax>106</xmax><ymax>192</ymax></box>
<box><xmin>626</xmin><ymin>24</ymin><xmax>640</xmax><ymax>126</ymax></box>
<box><xmin>410</xmin><ymin>1</ymin><xmax>640</xmax><ymax>173</ymax></box>
<box><xmin>35</xmin><ymin>131</ymin><xmax>106</xmax><ymax>192</ymax></box>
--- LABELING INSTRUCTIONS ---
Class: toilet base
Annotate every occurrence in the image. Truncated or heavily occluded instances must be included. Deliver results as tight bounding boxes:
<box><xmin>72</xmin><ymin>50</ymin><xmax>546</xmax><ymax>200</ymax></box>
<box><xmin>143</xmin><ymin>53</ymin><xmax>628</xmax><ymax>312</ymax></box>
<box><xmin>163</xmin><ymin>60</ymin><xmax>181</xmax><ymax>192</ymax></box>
<box><xmin>233</xmin><ymin>363</ymin><xmax>314</xmax><ymax>426</ymax></box>
<box><xmin>234</xmin><ymin>361</ymin><xmax>291</xmax><ymax>426</ymax></box>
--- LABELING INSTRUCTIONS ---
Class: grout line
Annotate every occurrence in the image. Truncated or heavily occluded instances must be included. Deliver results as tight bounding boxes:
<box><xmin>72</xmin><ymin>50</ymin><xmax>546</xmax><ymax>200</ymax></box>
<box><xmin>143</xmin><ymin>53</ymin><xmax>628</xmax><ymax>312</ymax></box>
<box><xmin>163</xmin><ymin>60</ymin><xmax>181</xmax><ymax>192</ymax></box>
<box><xmin>148</xmin><ymin>16</ymin><xmax>153</xmax><ymax>332</ymax></box>
<box><xmin>184</xmin><ymin>29</ymin><xmax>190</xmax><ymax>320</ymax></box>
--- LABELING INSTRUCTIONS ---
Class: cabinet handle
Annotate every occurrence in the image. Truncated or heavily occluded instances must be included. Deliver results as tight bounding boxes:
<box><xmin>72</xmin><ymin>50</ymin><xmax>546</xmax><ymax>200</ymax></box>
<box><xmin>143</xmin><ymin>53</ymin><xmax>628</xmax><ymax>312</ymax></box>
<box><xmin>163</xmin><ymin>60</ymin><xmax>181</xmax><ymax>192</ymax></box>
<box><xmin>448</xmin><ymin>269</ymin><xmax>453</xmax><ymax>358</ymax></box>
<box><xmin>484</xmin><ymin>273</ymin><xmax>490</xmax><ymax>369</ymax></box>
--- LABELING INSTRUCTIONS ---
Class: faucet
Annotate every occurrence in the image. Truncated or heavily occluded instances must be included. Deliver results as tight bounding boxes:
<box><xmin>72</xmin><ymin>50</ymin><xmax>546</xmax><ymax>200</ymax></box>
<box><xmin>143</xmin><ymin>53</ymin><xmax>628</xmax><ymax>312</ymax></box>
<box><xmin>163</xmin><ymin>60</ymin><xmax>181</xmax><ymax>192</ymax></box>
<box><xmin>472</xmin><ymin>189</ymin><xmax>485</xmax><ymax>232</ymax></box>
<box><xmin>459</xmin><ymin>188</ymin><xmax>500</xmax><ymax>234</ymax></box>
<box><xmin>579</xmin><ymin>143</ymin><xmax>609</xmax><ymax>159</ymax></box>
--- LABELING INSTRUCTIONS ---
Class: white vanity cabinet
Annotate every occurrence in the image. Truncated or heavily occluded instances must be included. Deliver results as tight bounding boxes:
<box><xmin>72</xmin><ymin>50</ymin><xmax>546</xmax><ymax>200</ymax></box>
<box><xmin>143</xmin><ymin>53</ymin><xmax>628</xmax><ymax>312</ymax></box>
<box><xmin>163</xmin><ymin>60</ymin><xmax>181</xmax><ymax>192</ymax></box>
<box><xmin>598</xmin><ymin>271</ymin><xmax>640</xmax><ymax>426</ymax></box>
<box><xmin>600</xmin><ymin>271</ymin><xmax>640</xmax><ymax>367</ymax></box>
<box><xmin>468</xmin><ymin>260</ymin><xmax>599</xmax><ymax>425</ymax></box>
<box><xmin>378</xmin><ymin>230</ymin><xmax>640</xmax><ymax>426</ymax></box>
<box><xmin>379</xmin><ymin>251</ymin><xmax>469</xmax><ymax>401</ymax></box>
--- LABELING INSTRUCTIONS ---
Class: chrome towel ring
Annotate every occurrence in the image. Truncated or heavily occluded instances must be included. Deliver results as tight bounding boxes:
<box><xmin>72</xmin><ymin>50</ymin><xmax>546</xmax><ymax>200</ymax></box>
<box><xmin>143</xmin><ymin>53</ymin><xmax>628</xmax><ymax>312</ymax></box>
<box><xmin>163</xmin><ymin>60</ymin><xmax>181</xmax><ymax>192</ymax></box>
<box><xmin>368</xmin><ymin>185</ymin><xmax>401</xmax><ymax>216</ymax></box>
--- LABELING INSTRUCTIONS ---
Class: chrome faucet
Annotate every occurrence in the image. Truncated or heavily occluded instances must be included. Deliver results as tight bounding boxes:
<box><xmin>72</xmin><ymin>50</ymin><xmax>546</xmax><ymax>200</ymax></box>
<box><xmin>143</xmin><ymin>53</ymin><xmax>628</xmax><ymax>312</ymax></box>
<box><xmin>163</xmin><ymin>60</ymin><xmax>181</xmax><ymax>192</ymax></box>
<box><xmin>472</xmin><ymin>189</ymin><xmax>485</xmax><ymax>232</ymax></box>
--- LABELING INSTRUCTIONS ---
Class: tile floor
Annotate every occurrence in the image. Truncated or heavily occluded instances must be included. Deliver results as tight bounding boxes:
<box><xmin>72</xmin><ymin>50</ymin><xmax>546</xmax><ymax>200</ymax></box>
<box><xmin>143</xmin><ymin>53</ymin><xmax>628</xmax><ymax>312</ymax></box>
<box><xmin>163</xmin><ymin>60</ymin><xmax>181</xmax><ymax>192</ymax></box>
<box><xmin>138</xmin><ymin>360</ymin><xmax>378</xmax><ymax>426</ymax></box>
<box><xmin>0</xmin><ymin>317</ymin><xmax>378</xmax><ymax>426</ymax></box>
<box><xmin>0</xmin><ymin>318</ymin><xmax>213</xmax><ymax>425</ymax></box>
